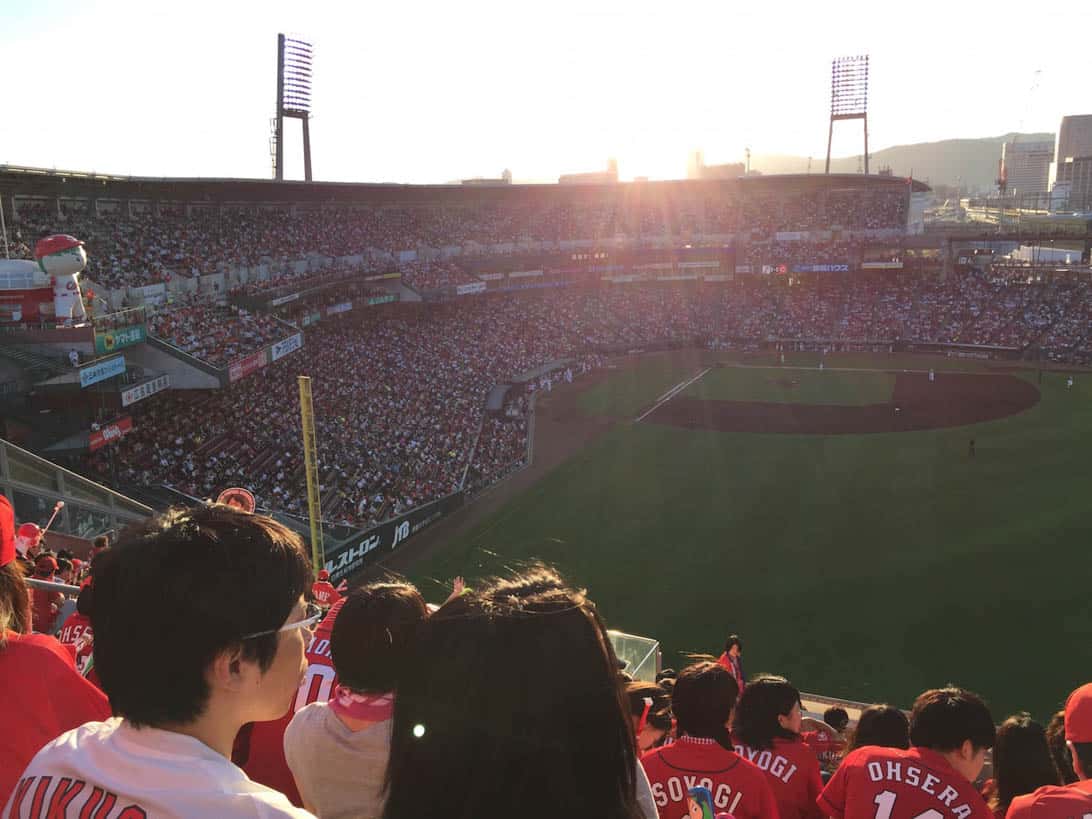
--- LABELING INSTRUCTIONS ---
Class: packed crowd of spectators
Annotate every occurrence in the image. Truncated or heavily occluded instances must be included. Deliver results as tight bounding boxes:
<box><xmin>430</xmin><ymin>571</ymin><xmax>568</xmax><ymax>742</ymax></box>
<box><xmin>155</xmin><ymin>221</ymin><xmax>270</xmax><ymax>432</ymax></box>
<box><xmin>95</xmin><ymin>297</ymin><xmax>605</xmax><ymax>529</ymax></box>
<box><xmin>88</xmin><ymin>269</ymin><xmax>1091</xmax><ymax>529</ymax></box>
<box><xmin>4</xmin><ymin>502</ymin><xmax>1090</xmax><ymax>819</ymax></box>
<box><xmin>147</xmin><ymin>295</ymin><xmax>292</xmax><ymax>367</ymax></box>
<box><xmin>398</xmin><ymin>261</ymin><xmax>482</xmax><ymax>291</ymax></box>
<box><xmin>6</xmin><ymin>185</ymin><xmax>913</xmax><ymax>290</ymax></box>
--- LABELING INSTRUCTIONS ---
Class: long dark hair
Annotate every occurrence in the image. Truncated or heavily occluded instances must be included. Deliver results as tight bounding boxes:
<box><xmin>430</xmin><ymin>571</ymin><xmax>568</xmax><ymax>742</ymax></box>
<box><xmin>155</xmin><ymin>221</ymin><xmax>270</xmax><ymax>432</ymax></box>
<box><xmin>0</xmin><ymin>562</ymin><xmax>31</xmax><ymax>643</ymax></box>
<box><xmin>382</xmin><ymin>565</ymin><xmax>641</xmax><ymax>819</ymax></box>
<box><xmin>990</xmin><ymin>714</ymin><xmax>1059</xmax><ymax>814</ymax></box>
<box><xmin>1046</xmin><ymin>710</ymin><xmax>1078</xmax><ymax>784</ymax></box>
<box><xmin>672</xmin><ymin>660</ymin><xmax>739</xmax><ymax>753</ymax></box>
<box><xmin>733</xmin><ymin>674</ymin><xmax>801</xmax><ymax>750</ymax></box>
<box><xmin>846</xmin><ymin>705</ymin><xmax>910</xmax><ymax>753</ymax></box>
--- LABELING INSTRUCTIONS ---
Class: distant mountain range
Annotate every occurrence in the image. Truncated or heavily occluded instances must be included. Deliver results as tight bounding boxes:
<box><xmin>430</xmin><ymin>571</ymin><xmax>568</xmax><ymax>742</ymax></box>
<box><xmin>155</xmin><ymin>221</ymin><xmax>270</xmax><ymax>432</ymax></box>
<box><xmin>752</xmin><ymin>132</ymin><xmax>1055</xmax><ymax>192</ymax></box>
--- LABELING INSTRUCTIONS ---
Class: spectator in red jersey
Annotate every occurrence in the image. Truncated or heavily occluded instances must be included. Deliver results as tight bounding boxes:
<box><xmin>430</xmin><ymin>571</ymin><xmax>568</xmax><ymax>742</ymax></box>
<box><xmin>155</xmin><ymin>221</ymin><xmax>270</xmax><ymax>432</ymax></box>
<box><xmin>717</xmin><ymin>633</ymin><xmax>745</xmax><ymax>694</ymax></box>
<box><xmin>627</xmin><ymin>680</ymin><xmax>674</xmax><ymax>752</ymax></box>
<box><xmin>0</xmin><ymin>496</ymin><xmax>110</xmax><ymax>809</ymax></box>
<box><xmin>802</xmin><ymin>708</ymin><xmax>849</xmax><ymax>775</ymax></box>
<box><xmin>818</xmin><ymin>687</ymin><xmax>995</xmax><ymax>819</ymax></box>
<box><xmin>980</xmin><ymin>714</ymin><xmax>1058</xmax><ymax>819</ymax></box>
<box><xmin>1044</xmin><ymin>711</ymin><xmax>1078</xmax><ymax>785</ymax></box>
<box><xmin>29</xmin><ymin>554</ymin><xmax>63</xmax><ymax>634</ymax></box>
<box><xmin>733</xmin><ymin>674</ymin><xmax>824</xmax><ymax>819</ymax></box>
<box><xmin>310</xmin><ymin>569</ymin><xmax>339</xmax><ymax>611</ymax></box>
<box><xmin>383</xmin><ymin>565</ymin><xmax>646</xmax><ymax>819</ymax></box>
<box><xmin>1005</xmin><ymin>684</ymin><xmax>1092</xmax><ymax>819</ymax></box>
<box><xmin>285</xmin><ymin>582</ymin><xmax>429</xmax><ymax>819</ymax></box>
<box><xmin>842</xmin><ymin>705</ymin><xmax>910</xmax><ymax>755</ymax></box>
<box><xmin>234</xmin><ymin>596</ymin><xmax>346</xmax><ymax>806</ymax></box>
<box><xmin>642</xmin><ymin>660</ymin><xmax>779</xmax><ymax>819</ymax></box>
<box><xmin>57</xmin><ymin>580</ymin><xmax>96</xmax><ymax>677</ymax></box>
<box><xmin>5</xmin><ymin>506</ymin><xmax>316</xmax><ymax>818</ymax></box>
<box><xmin>14</xmin><ymin>523</ymin><xmax>42</xmax><ymax>564</ymax></box>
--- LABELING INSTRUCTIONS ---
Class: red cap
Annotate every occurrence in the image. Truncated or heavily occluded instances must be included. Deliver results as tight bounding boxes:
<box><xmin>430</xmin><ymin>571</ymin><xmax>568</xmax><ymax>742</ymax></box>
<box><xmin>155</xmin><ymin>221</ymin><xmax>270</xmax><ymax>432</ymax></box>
<box><xmin>34</xmin><ymin>234</ymin><xmax>84</xmax><ymax>259</ymax></box>
<box><xmin>1065</xmin><ymin>683</ymin><xmax>1092</xmax><ymax>743</ymax></box>
<box><xmin>0</xmin><ymin>496</ymin><xmax>14</xmax><ymax>568</ymax></box>
<box><xmin>317</xmin><ymin>569</ymin><xmax>330</xmax><ymax>582</ymax></box>
<box><xmin>35</xmin><ymin>555</ymin><xmax>58</xmax><ymax>574</ymax></box>
<box><xmin>18</xmin><ymin>522</ymin><xmax>41</xmax><ymax>540</ymax></box>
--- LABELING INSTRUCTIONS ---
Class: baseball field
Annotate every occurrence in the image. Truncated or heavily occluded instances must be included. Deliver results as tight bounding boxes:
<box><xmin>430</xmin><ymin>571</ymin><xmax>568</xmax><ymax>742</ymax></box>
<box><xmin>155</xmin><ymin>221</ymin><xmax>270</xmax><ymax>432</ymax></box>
<box><xmin>405</xmin><ymin>349</ymin><xmax>1092</xmax><ymax>719</ymax></box>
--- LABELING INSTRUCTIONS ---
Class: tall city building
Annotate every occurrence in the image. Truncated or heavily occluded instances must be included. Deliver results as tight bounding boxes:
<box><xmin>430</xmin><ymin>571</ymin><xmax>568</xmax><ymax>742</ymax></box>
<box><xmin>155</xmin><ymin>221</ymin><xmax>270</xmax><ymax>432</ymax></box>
<box><xmin>1055</xmin><ymin>115</ymin><xmax>1092</xmax><ymax>162</ymax></box>
<box><xmin>1000</xmin><ymin>140</ymin><xmax>1053</xmax><ymax>196</ymax></box>
<box><xmin>1048</xmin><ymin>115</ymin><xmax>1092</xmax><ymax>209</ymax></box>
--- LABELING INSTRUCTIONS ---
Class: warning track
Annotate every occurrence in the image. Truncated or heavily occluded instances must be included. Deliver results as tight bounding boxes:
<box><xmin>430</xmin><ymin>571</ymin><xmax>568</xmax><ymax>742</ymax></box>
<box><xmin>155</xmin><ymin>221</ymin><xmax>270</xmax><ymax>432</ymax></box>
<box><xmin>642</xmin><ymin>372</ymin><xmax>1040</xmax><ymax>434</ymax></box>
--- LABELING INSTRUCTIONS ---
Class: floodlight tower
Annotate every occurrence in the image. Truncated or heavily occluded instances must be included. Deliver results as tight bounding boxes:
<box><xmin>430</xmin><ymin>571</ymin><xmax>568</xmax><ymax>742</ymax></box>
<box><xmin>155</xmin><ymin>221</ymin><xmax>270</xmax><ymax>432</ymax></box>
<box><xmin>825</xmin><ymin>55</ymin><xmax>869</xmax><ymax>175</ymax></box>
<box><xmin>272</xmin><ymin>34</ymin><xmax>313</xmax><ymax>181</ymax></box>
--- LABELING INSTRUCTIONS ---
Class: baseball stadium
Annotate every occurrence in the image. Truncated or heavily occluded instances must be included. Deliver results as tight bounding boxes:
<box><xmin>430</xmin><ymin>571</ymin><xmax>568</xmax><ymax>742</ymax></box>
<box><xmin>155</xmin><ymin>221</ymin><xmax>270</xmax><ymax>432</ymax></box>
<box><xmin>2</xmin><ymin>22</ymin><xmax>1092</xmax><ymax>819</ymax></box>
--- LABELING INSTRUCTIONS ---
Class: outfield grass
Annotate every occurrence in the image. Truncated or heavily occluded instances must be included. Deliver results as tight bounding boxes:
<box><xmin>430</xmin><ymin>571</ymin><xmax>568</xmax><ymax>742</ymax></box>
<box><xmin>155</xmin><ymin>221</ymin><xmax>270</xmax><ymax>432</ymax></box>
<box><xmin>687</xmin><ymin>366</ymin><xmax>896</xmax><ymax>406</ymax></box>
<box><xmin>411</xmin><ymin>354</ymin><xmax>1092</xmax><ymax>719</ymax></box>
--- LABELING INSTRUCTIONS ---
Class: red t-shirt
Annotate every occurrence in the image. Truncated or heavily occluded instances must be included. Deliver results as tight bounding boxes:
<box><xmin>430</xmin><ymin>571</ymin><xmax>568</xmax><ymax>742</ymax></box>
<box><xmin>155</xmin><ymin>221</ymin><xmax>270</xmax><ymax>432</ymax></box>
<box><xmin>310</xmin><ymin>581</ymin><xmax>339</xmax><ymax>608</ymax></box>
<box><xmin>641</xmin><ymin>735</ymin><xmax>781</xmax><ymax>819</ymax></box>
<box><xmin>819</xmin><ymin>746</ymin><xmax>992</xmax><ymax>819</ymax></box>
<box><xmin>234</xmin><ymin>599</ymin><xmax>344</xmax><ymax>806</ymax></box>
<box><xmin>0</xmin><ymin>631</ymin><xmax>112</xmax><ymax>807</ymax></box>
<box><xmin>802</xmin><ymin>729</ymin><xmax>847</xmax><ymax>770</ymax></box>
<box><xmin>735</xmin><ymin>736</ymin><xmax>825</xmax><ymax>819</ymax></box>
<box><xmin>30</xmin><ymin>586</ymin><xmax>63</xmax><ymax>634</ymax></box>
<box><xmin>56</xmin><ymin>611</ymin><xmax>94</xmax><ymax>676</ymax></box>
<box><xmin>1005</xmin><ymin>781</ymin><xmax>1092</xmax><ymax>819</ymax></box>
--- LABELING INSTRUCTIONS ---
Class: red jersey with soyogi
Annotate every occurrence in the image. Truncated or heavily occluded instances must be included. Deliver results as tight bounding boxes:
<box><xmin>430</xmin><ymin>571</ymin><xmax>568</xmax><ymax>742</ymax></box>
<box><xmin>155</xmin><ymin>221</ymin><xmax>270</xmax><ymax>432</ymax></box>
<box><xmin>734</xmin><ymin>735</ymin><xmax>824</xmax><ymax>819</ymax></box>
<box><xmin>641</xmin><ymin>735</ymin><xmax>780</xmax><ymax>819</ymax></box>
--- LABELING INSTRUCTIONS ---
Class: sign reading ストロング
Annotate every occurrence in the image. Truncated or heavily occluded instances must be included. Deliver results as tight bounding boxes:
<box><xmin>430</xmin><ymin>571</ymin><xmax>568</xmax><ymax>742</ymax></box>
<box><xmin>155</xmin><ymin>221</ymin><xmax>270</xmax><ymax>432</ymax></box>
<box><xmin>270</xmin><ymin>333</ymin><xmax>303</xmax><ymax>362</ymax></box>
<box><xmin>79</xmin><ymin>356</ymin><xmax>125</xmax><ymax>388</ymax></box>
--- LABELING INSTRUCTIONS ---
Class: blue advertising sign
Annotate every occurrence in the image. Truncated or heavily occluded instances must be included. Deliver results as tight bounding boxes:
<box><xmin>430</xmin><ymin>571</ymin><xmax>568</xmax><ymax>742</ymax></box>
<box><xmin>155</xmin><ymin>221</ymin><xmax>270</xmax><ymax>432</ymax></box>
<box><xmin>80</xmin><ymin>355</ymin><xmax>126</xmax><ymax>388</ymax></box>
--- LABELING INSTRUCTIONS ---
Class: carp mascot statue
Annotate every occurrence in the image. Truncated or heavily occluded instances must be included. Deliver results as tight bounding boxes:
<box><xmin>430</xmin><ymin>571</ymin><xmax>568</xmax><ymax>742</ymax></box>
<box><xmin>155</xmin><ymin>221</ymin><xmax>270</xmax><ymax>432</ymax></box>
<box><xmin>34</xmin><ymin>234</ymin><xmax>88</xmax><ymax>324</ymax></box>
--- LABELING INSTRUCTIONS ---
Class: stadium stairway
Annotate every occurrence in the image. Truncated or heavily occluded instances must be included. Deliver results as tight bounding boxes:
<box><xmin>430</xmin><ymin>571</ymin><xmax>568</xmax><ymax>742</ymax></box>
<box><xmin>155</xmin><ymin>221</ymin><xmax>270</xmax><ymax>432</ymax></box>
<box><xmin>0</xmin><ymin>345</ymin><xmax>70</xmax><ymax>382</ymax></box>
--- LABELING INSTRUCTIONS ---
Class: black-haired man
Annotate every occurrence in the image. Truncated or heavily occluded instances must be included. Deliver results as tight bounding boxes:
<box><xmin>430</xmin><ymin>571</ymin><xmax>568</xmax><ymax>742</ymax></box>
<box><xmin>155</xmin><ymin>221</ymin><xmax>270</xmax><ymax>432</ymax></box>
<box><xmin>818</xmin><ymin>687</ymin><xmax>995</xmax><ymax>819</ymax></box>
<box><xmin>4</xmin><ymin>505</ymin><xmax>317</xmax><ymax>818</ymax></box>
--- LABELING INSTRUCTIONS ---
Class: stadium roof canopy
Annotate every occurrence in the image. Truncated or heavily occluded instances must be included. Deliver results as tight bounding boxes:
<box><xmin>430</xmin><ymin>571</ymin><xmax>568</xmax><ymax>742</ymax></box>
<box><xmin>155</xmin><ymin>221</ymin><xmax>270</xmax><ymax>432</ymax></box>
<box><xmin>0</xmin><ymin>164</ymin><xmax>929</xmax><ymax>207</ymax></box>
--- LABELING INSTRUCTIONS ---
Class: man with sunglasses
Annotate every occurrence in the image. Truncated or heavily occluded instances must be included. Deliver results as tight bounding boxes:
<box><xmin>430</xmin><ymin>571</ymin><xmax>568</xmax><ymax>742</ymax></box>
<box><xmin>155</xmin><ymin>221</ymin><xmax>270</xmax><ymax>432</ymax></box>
<box><xmin>4</xmin><ymin>505</ymin><xmax>317</xmax><ymax>818</ymax></box>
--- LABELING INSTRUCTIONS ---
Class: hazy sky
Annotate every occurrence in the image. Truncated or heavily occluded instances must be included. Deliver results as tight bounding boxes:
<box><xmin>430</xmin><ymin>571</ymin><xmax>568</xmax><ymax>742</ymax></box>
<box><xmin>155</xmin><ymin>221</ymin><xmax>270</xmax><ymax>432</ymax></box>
<box><xmin>1</xmin><ymin>0</ymin><xmax>1085</xmax><ymax>183</ymax></box>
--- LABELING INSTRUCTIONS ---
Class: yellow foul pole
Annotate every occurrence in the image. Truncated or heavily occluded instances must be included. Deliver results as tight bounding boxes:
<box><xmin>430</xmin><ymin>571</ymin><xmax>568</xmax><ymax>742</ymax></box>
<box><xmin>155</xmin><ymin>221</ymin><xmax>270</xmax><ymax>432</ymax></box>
<box><xmin>297</xmin><ymin>375</ymin><xmax>324</xmax><ymax>577</ymax></box>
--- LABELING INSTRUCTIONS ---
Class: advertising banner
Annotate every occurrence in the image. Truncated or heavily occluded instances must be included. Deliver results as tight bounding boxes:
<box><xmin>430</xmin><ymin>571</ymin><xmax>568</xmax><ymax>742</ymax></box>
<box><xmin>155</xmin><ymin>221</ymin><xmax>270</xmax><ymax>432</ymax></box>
<box><xmin>94</xmin><ymin>324</ymin><xmax>146</xmax><ymax>355</ymax></box>
<box><xmin>862</xmin><ymin>261</ymin><xmax>904</xmax><ymax>270</ymax></box>
<box><xmin>79</xmin><ymin>356</ymin><xmax>126</xmax><ymax>388</ymax></box>
<box><xmin>735</xmin><ymin>265</ymin><xmax>754</xmax><ymax>274</ymax></box>
<box><xmin>478</xmin><ymin>272</ymin><xmax>504</xmax><ymax>281</ymax></box>
<box><xmin>89</xmin><ymin>416</ymin><xmax>133</xmax><ymax>452</ymax></box>
<box><xmin>508</xmin><ymin>269</ymin><xmax>544</xmax><ymax>278</ymax></box>
<box><xmin>704</xmin><ymin>274</ymin><xmax>731</xmax><ymax>282</ymax></box>
<box><xmin>271</xmin><ymin>293</ymin><xmax>301</xmax><ymax>307</ymax></box>
<box><xmin>678</xmin><ymin>261</ymin><xmax>720</xmax><ymax>269</ymax></box>
<box><xmin>323</xmin><ymin>491</ymin><xmax>465</xmax><ymax>583</ymax></box>
<box><xmin>121</xmin><ymin>374</ymin><xmax>170</xmax><ymax>407</ymax></box>
<box><xmin>456</xmin><ymin>281</ymin><xmax>487</xmax><ymax>295</ymax></box>
<box><xmin>270</xmin><ymin>333</ymin><xmax>303</xmax><ymax>363</ymax></box>
<box><xmin>326</xmin><ymin>302</ymin><xmax>353</xmax><ymax>316</ymax></box>
<box><xmin>367</xmin><ymin>294</ymin><xmax>397</xmax><ymax>306</ymax></box>
<box><xmin>228</xmin><ymin>350</ymin><xmax>267</xmax><ymax>382</ymax></box>
<box><xmin>791</xmin><ymin>263</ymin><xmax>850</xmax><ymax>273</ymax></box>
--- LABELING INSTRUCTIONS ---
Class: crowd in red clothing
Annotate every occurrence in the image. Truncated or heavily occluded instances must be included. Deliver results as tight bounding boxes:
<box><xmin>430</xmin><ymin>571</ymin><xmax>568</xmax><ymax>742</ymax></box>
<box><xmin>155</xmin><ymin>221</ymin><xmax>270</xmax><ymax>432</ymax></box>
<box><xmin>5</xmin><ymin>502</ymin><xmax>1089</xmax><ymax>819</ymax></box>
<box><xmin>147</xmin><ymin>296</ymin><xmax>293</xmax><ymax>367</ymax></box>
